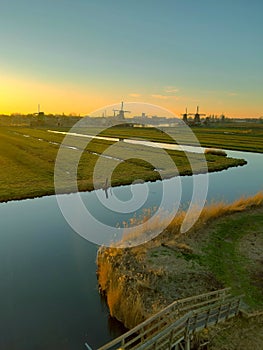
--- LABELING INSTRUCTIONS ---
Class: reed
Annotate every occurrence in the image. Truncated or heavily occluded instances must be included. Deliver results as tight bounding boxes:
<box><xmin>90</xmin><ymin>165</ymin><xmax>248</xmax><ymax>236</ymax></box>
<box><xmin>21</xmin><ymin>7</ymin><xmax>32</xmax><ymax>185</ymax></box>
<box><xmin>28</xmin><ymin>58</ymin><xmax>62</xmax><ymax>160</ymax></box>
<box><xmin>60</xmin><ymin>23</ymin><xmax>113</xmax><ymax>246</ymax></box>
<box><xmin>97</xmin><ymin>247</ymin><xmax>147</xmax><ymax>328</ymax></box>
<box><xmin>97</xmin><ymin>192</ymin><xmax>263</xmax><ymax>328</ymax></box>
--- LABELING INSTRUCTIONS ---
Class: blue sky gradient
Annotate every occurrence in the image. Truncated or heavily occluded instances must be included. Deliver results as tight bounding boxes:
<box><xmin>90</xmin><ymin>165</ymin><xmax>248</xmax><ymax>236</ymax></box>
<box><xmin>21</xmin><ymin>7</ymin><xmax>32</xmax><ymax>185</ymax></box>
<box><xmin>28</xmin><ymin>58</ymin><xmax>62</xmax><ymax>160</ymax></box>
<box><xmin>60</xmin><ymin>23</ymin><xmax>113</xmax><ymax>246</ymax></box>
<box><xmin>0</xmin><ymin>0</ymin><xmax>262</xmax><ymax>117</ymax></box>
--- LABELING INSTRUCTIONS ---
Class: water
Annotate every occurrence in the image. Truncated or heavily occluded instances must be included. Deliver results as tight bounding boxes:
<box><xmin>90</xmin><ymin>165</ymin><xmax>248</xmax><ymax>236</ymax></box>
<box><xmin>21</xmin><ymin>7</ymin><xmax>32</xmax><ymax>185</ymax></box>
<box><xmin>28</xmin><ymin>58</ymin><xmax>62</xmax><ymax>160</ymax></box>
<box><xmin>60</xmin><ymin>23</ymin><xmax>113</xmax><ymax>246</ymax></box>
<box><xmin>0</xmin><ymin>150</ymin><xmax>262</xmax><ymax>349</ymax></box>
<box><xmin>163</xmin><ymin>149</ymin><xmax>263</xmax><ymax>205</ymax></box>
<box><xmin>74</xmin><ymin>150</ymin><xmax>263</xmax><ymax>246</ymax></box>
<box><xmin>0</xmin><ymin>197</ymin><xmax>125</xmax><ymax>350</ymax></box>
<box><xmin>48</xmin><ymin>129</ymin><xmax>204</xmax><ymax>153</ymax></box>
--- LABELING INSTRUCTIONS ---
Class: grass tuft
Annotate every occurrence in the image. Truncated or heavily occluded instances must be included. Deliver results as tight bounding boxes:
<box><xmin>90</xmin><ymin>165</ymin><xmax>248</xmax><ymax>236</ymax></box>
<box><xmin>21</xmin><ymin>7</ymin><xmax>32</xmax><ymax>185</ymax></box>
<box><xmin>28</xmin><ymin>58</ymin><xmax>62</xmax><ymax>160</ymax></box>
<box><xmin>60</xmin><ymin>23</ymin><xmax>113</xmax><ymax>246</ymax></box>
<box><xmin>204</xmin><ymin>148</ymin><xmax>227</xmax><ymax>156</ymax></box>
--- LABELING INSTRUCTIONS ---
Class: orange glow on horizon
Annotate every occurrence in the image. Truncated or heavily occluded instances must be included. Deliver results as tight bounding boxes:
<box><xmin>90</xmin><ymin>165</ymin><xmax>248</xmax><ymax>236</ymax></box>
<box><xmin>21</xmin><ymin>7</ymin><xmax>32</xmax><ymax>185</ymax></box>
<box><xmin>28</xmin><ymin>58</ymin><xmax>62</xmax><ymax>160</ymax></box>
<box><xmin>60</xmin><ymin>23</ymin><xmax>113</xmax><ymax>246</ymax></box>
<box><xmin>0</xmin><ymin>73</ymin><xmax>260</xmax><ymax>119</ymax></box>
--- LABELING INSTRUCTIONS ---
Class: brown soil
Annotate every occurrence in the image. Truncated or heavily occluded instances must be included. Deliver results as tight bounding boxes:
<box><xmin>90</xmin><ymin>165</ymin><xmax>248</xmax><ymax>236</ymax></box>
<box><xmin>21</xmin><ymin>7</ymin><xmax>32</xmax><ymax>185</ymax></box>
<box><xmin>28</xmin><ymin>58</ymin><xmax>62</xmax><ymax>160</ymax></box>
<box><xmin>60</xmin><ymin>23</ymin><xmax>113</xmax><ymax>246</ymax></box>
<box><xmin>207</xmin><ymin>315</ymin><xmax>263</xmax><ymax>350</ymax></box>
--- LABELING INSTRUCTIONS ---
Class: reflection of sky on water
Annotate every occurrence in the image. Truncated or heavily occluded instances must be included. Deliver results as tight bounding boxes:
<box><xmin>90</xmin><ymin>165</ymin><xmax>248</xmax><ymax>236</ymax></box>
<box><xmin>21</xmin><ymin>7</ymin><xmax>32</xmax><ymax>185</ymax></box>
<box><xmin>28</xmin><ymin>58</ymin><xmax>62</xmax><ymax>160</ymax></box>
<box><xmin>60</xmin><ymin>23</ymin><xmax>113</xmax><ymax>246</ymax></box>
<box><xmin>79</xmin><ymin>150</ymin><xmax>262</xmax><ymax>230</ymax></box>
<box><xmin>0</xmin><ymin>149</ymin><xmax>262</xmax><ymax>349</ymax></box>
<box><xmin>0</xmin><ymin>196</ymin><xmax>121</xmax><ymax>349</ymax></box>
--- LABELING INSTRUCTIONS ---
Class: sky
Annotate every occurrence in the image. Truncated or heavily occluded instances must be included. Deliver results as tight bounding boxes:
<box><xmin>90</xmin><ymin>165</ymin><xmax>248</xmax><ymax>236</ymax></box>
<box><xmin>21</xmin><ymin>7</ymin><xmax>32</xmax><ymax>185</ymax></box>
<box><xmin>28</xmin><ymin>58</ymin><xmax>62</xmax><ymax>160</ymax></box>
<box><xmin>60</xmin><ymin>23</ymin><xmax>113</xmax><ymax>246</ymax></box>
<box><xmin>0</xmin><ymin>0</ymin><xmax>262</xmax><ymax>118</ymax></box>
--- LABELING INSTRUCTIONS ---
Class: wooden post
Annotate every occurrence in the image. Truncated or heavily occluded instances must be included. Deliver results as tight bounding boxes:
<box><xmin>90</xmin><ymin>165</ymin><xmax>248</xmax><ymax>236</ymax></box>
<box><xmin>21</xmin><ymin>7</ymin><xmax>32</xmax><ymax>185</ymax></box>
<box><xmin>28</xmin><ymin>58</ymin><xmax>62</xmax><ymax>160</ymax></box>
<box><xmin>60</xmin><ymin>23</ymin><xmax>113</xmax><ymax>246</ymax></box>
<box><xmin>140</xmin><ymin>326</ymin><xmax>145</xmax><ymax>343</ymax></box>
<box><xmin>184</xmin><ymin>337</ymin><xmax>191</xmax><ymax>350</ymax></box>
<box><xmin>216</xmin><ymin>303</ymin><xmax>223</xmax><ymax>324</ymax></box>
<box><xmin>236</xmin><ymin>298</ymin><xmax>241</xmax><ymax>316</ymax></box>
<box><xmin>205</xmin><ymin>307</ymin><xmax>211</xmax><ymax>328</ymax></box>
<box><xmin>168</xmin><ymin>328</ymin><xmax>175</xmax><ymax>350</ymax></box>
<box><xmin>121</xmin><ymin>338</ymin><xmax>125</xmax><ymax>347</ymax></box>
<box><xmin>226</xmin><ymin>300</ymin><xmax>233</xmax><ymax>320</ymax></box>
<box><xmin>184</xmin><ymin>316</ymin><xmax>191</xmax><ymax>350</ymax></box>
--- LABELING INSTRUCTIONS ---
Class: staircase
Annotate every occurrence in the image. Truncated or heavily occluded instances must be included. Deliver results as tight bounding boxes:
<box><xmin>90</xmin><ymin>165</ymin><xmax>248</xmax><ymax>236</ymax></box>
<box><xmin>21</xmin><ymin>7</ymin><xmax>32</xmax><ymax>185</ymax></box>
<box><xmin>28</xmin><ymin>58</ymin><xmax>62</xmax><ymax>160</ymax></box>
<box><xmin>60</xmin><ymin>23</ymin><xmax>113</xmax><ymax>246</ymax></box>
<box><xmin>98</xmin><ymin>288</ymin><xmax>242</xmax><ymax>350</ymax></box>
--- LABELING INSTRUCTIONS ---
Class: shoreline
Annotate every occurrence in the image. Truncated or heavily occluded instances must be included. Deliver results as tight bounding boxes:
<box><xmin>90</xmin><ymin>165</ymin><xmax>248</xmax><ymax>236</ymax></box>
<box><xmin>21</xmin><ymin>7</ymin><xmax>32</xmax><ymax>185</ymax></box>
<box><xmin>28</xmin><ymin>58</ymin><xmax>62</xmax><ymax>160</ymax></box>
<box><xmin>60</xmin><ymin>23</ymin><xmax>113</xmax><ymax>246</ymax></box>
<box><xmin>0</xmin><ymin>156</ymin><xmax>246</xmax><ymax>204</ymax></box>
<box><xmin>97</xmin><ymin>193</ymin><xmax>263</xmax><ymax>342</ymax></box>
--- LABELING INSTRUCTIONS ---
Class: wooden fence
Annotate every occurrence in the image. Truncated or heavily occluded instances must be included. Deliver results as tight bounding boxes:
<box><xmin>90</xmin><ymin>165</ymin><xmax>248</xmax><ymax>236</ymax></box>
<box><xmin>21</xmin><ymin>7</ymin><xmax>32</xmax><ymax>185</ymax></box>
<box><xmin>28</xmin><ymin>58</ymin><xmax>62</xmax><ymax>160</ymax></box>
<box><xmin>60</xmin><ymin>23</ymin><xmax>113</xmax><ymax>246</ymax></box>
<box><xmin>98</xmin><ymin>288</ymin><xmax>242</xmax><ymax>350</ymax></box>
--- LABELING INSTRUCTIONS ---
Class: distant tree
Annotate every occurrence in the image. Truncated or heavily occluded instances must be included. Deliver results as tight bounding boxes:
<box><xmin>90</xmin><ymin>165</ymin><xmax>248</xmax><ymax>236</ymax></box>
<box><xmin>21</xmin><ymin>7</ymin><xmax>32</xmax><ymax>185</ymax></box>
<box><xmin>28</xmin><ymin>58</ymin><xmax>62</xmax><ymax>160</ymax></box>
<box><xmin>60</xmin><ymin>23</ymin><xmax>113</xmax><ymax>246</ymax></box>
<box><xmin>220</xmin><ymin>114</ymin><xmax>226</xmax><ymax>122</ymax></box>
<box><xmin>204</xmin><ymin>116</ymin><xmax>210</xmax><ymax>125</ymax></box>
<box><xmin>11</xmin><ymin>112</ymin><xmax>23</xmax><ymax>116</ymax></box>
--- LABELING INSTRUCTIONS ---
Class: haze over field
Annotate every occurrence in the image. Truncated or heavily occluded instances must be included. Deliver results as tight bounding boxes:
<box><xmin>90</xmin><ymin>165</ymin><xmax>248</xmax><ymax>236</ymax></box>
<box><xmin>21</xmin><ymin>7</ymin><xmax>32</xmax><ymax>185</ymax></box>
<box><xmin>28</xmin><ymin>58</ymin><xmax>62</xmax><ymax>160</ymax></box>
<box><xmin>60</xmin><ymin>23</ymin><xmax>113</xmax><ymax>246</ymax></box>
<box><xmin>0</xmin><ymin>0</ymin><xmax>262</xmax><ymax>118</ymax></box>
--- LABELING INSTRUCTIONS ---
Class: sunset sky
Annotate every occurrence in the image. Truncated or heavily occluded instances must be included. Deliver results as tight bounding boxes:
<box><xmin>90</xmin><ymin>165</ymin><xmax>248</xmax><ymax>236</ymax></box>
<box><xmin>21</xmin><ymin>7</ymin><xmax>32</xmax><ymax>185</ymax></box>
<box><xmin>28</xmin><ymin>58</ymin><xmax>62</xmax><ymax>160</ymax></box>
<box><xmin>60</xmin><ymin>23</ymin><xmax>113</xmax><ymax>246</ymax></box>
<box><xmin>0</xmin><ymin>0</ymin><xmax>262</xmax><ymax>118</ymax></box>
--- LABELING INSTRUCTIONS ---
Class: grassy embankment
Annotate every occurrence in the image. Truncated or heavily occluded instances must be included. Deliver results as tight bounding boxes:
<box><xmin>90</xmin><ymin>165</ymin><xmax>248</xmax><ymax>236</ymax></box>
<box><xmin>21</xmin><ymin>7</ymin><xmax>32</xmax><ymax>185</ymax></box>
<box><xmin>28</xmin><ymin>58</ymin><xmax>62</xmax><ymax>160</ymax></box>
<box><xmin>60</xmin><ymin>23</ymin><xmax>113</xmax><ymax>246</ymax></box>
<box><xmin>0</xmin><ymin>126</ymin><xmax>246</xmax><ymax>202</ymax></box>
<box><xmin>97</xmin><ymin>192</ymin><xmax>263</xmax><ymax>331</ymax></box>
<box><xmin>96</xmin><ymin>121</ymin><xmax>263</xmax><ymax>153</ymax></box>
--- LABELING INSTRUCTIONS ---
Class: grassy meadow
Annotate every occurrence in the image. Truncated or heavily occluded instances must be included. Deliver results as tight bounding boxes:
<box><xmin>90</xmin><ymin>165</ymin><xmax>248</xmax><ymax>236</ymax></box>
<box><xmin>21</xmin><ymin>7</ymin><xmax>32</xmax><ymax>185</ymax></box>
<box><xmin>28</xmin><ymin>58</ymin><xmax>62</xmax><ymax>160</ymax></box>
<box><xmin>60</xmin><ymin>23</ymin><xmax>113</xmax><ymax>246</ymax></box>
<box><xmin>94</xmin><ymin>121</ymin><xmax>263</xmax><ymax>153</ymax></box>
<box><xmin>0</xmin><ymin>126</ymin><xmax>246</xmax><ymax>202</ymax></box>
<box><xmin>192</xmin><ymin>123</ymin><xmax>263</xmax><ymax>153</ymax></box>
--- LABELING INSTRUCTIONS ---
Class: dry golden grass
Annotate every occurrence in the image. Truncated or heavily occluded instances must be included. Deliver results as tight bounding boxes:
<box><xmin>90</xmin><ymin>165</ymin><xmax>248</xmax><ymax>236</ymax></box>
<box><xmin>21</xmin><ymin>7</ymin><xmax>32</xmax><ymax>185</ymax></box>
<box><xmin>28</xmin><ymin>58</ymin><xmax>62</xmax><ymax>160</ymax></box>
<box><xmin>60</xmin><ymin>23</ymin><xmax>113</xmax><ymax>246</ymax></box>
<box><xmin>97</xmin><ymin>253</ymin><xmax>113</xmax><ymax>292</ymax></box>
<box><xmin>165</xmin><ymin>192</ymin><xmax>263</xmax><ymax>237</ymax></box>
<box><xmin>198</xmin><ymin>191</ymin><xmax>263</xmax><ymax>225</ymax></box>
<box><xmin>97</xmin><ymin>192</ymin><xmax>263</xmax><ymax>328</ymax></box>
<box><xmin>107</xmin><ymin>284</ymin><xmax>123</xmax><ymax>317</ymax></box>
<box><xmin>204</xmin><ymin>148</ymin><xmax>227</xmax><ymax>156</ymax></box>
<box><xmin>97</xmin><ymin>246</ymin><xmax>146</xmax><ymax>328</ymax></box>
<box><xmin>118</xmin><ymin>208</ymin><xmax>174</xmax><ymax>248</ymax></box>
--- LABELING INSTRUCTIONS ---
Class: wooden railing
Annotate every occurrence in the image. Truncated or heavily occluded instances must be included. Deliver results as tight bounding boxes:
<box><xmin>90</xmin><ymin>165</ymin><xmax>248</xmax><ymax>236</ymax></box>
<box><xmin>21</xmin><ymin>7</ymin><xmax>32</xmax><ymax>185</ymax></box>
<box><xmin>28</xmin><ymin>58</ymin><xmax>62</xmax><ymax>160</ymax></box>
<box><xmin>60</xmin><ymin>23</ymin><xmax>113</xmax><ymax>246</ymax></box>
<box><xmin>98</xmin><ymin>288</ymin><xmax>242</xmax><ymax>350</ymax></box>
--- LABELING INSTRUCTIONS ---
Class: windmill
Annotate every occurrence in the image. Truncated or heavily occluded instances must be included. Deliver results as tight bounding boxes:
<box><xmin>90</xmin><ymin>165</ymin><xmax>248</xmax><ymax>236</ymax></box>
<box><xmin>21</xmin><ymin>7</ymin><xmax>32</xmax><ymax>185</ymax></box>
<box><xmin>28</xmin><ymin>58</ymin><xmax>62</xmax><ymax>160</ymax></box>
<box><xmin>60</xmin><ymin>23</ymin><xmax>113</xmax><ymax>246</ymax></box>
<box><xmin>181</xmin><ymin>107</ymin><xmax>190</xmax><ymax>124</ymax></box>
<box><xmin>112</xmin><ymin>101</ymin><xmax>130</xmax><ymax>120</ymax></box>
<box><xmin>189</xmin><ymin>106</ymin><xmax>206</xmax><ymax>124</ymax></box>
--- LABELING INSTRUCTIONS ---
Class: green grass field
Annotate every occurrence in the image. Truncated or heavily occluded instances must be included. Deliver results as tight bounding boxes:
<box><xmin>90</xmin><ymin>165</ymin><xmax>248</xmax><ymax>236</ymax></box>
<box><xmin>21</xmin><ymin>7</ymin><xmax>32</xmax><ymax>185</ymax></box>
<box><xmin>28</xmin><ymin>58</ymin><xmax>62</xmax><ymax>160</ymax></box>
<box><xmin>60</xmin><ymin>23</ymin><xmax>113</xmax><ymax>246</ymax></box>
<box><xmin>63</xmin><ymin>121</ymin><xmax>263</xmax><ymax>153</ymax></box>
<box><xmin>191</xmin><ymin>124</ymin><xmax>263</xmax><ymax>153</ymax></box>
<box><xmin>200</xmin><ymin>209</ymin><xmax>263</xmax><ymax>309</ymax></box>
<box><xmin>0</xmin><ymin>125</ymin><xmax>248</xmax><ymax>202</ymax></box>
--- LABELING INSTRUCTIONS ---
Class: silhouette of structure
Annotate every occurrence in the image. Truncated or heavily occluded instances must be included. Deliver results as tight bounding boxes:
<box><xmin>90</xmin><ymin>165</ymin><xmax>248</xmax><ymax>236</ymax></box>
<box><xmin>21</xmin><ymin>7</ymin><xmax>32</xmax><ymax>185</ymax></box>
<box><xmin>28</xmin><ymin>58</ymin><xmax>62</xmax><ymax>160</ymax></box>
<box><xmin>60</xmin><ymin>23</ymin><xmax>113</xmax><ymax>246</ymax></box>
<box><xmin>181</xmin><ymin>107</ymin><xmax>190</xmax><ymax>124</ymax></box>
<box><xmin>112</xmin><ymin>101</ymin><xmax>130</xmax><ymax>120</ymax></box>
<box><xmin>103</xmin><ymin>178</ymin><xmax>110</xmax><ymax>199</ymax></box>
<box><xmin>189</xmin><ymin>106</ymin><xmax>206</xmax><ymax>124</ymax></box>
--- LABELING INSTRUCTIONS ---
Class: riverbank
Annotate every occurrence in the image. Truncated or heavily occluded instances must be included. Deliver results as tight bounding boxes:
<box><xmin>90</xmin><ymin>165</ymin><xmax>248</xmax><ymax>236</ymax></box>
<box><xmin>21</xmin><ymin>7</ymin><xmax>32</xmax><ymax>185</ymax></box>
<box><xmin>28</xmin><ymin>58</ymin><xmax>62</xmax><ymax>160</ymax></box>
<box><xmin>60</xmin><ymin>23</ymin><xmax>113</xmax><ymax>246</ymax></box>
<box><xmin>0</xmin><ymin>126</ymin><xmax>246</xmax><ymax>202</ymax></box>
<box><xmin>97</xmin><ymin>192</ymin><xmax>263</xmax><ymax>347</ymax></box>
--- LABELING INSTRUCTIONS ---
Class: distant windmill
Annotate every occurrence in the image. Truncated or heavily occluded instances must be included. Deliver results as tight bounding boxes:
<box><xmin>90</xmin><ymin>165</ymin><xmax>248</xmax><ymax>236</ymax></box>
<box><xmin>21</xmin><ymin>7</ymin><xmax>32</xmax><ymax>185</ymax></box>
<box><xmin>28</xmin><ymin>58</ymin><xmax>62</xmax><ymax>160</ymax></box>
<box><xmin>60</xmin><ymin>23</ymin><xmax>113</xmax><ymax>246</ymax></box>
<box><xmin>181</xmin><ymin>107</ymin><xmax>190</xmax><ymax>124</ymax></box>
<box><xmin>36</xmin><ymin>103</ymin><xmax>44</xmax><ymax>120</ymax></box>
<box><xmin>112</xmin><ymin>101</ymin><xmax>130</xmax><ymax>120</ymax></box>
<box><xmin>189</xmin><ymin>106</ymin><xmax>206</xmax><ymax>124</ymax></box>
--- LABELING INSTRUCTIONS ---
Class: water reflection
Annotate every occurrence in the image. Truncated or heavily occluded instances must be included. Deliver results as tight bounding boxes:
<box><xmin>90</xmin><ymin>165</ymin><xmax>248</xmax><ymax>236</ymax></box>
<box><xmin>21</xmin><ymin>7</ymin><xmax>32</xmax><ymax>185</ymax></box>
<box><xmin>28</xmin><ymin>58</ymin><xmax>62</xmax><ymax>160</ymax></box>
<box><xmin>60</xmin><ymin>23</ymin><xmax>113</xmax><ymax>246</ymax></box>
<box><xmin>0</xmin><ymin>149</ymin><xmax>262</xmax><ymax>349</ymax></box>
